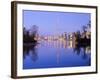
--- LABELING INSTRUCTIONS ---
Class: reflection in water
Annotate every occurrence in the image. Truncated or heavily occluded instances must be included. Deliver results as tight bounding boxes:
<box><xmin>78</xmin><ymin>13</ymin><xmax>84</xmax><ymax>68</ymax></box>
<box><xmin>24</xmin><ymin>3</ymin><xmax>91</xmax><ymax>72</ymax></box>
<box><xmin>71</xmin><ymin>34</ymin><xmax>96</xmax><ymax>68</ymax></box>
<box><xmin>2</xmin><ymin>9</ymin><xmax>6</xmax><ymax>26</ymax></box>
<box><xmin>23</xmin><ymin>43</ymin><xmax>38</xmax><ymax>62</ymax></box>
<box><xmin>23</xmin><ymin>39</ymin><xmax>91</xmax><ymax>69</ymax></box>
<box><xmin>73</xmin><ymin>44</ymin><xmax>90</xmax><ymax>59</ymax></box>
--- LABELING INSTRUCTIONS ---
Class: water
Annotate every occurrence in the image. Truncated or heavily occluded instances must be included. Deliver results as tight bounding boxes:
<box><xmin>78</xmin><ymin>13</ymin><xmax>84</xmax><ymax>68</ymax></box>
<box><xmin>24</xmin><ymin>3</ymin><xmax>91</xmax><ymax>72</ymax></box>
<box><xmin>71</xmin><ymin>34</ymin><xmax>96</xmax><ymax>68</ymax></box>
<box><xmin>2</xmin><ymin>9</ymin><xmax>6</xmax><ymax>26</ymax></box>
<box><xmin>23</xmin><ymin>40</ymin><xmax>91</xmax><ymax>69</ymax></box>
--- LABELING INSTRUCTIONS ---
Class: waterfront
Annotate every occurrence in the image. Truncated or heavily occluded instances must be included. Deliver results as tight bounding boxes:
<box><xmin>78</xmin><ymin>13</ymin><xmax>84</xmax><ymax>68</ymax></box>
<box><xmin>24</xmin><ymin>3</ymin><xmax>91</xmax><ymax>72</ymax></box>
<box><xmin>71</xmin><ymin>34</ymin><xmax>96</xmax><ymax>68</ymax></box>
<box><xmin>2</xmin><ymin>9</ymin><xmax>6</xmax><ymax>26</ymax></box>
<box><xmin>23</xmin><ymin>10</ymin><xmax>91</xmax><ymax>69</ymax></box>
<box><xmin>23</xmin><ymin>39</ymin><xmax>91</xmax><ymax>69</ymax></box>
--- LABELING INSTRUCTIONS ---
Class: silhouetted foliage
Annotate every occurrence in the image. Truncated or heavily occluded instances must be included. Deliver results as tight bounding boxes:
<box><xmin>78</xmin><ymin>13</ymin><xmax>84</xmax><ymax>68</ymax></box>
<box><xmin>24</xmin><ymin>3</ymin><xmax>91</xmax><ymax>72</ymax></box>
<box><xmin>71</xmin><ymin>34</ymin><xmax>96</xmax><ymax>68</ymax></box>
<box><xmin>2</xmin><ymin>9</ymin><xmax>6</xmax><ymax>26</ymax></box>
<box><xmin>23</xmin><ymin>25</ymin><xmax>38</xmax><ymax>43</ymax></box>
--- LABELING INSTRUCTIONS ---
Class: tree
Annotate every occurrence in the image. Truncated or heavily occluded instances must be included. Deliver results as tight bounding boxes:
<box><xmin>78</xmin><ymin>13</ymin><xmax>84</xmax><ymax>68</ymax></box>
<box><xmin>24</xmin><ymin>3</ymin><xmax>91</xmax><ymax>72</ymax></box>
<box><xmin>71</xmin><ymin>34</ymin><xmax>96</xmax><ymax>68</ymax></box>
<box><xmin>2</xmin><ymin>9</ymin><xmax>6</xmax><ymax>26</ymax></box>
<box><xmin>82</xmin><ymin>25</ymin><xmax>87</xmax><ymax>32</ymax></box>
<box><xmin>30</xmin><ymin>25</ymin><xmax>38</xmax><ymax>35</ymax></box>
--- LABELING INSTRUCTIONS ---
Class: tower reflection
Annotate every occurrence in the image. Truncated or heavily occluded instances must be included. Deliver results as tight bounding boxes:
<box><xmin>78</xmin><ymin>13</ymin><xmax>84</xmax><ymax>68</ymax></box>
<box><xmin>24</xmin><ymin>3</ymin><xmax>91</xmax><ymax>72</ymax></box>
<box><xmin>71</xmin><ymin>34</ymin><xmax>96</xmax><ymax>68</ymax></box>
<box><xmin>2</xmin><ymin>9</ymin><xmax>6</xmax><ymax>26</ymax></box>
<box><xmin>23</xmin><ymin>38</ymin><xmax>91</xmax><ymax>65</ymax></box>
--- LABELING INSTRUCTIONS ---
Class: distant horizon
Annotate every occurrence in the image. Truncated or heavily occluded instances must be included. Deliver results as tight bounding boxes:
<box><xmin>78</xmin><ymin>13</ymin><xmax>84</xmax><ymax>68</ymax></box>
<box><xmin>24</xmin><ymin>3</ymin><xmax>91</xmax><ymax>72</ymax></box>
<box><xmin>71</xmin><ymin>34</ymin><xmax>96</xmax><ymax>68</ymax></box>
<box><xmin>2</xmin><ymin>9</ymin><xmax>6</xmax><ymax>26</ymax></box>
<box><xmin>23</xmin><ymin>10</ymin><xmax>90</xmax><ymax>36</ymax></box>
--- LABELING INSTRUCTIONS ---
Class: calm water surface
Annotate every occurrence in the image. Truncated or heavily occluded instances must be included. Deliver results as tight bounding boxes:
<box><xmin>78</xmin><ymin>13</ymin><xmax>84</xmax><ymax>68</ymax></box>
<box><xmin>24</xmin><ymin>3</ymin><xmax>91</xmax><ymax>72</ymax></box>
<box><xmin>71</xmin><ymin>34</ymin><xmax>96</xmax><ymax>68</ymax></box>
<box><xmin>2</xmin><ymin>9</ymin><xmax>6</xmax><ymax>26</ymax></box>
<box><xmin>23</xmin><ymin>40</ymin><xmax>91</xmax><ymax>69</ymax></box>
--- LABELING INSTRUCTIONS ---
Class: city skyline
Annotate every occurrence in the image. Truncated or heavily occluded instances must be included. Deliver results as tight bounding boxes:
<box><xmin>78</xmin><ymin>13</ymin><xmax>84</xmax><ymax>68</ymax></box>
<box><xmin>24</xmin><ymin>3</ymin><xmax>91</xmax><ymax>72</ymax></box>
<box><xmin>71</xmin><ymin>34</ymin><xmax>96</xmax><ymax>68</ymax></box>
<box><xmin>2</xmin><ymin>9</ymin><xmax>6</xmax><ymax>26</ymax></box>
<box><xmin>23</xmin><ymin>10</ymin><xmax>91</xmax><ymax>69</ymax></box>
<box><xmin>23</xmin><ymin>10</ymin><xmax>90</xmax><ymax>36</ymax></box>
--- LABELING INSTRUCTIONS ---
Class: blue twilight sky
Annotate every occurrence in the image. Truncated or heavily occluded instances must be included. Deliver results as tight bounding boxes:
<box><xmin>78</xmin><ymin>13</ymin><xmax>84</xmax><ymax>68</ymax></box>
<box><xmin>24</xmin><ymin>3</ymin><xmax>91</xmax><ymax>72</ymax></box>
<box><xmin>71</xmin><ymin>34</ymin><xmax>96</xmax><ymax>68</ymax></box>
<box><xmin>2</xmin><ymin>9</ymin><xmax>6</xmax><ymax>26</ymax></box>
<box><xmin>23</xmin><ymin>10</ymin><xmax>90</xmax><ymax>36</ymax></box>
